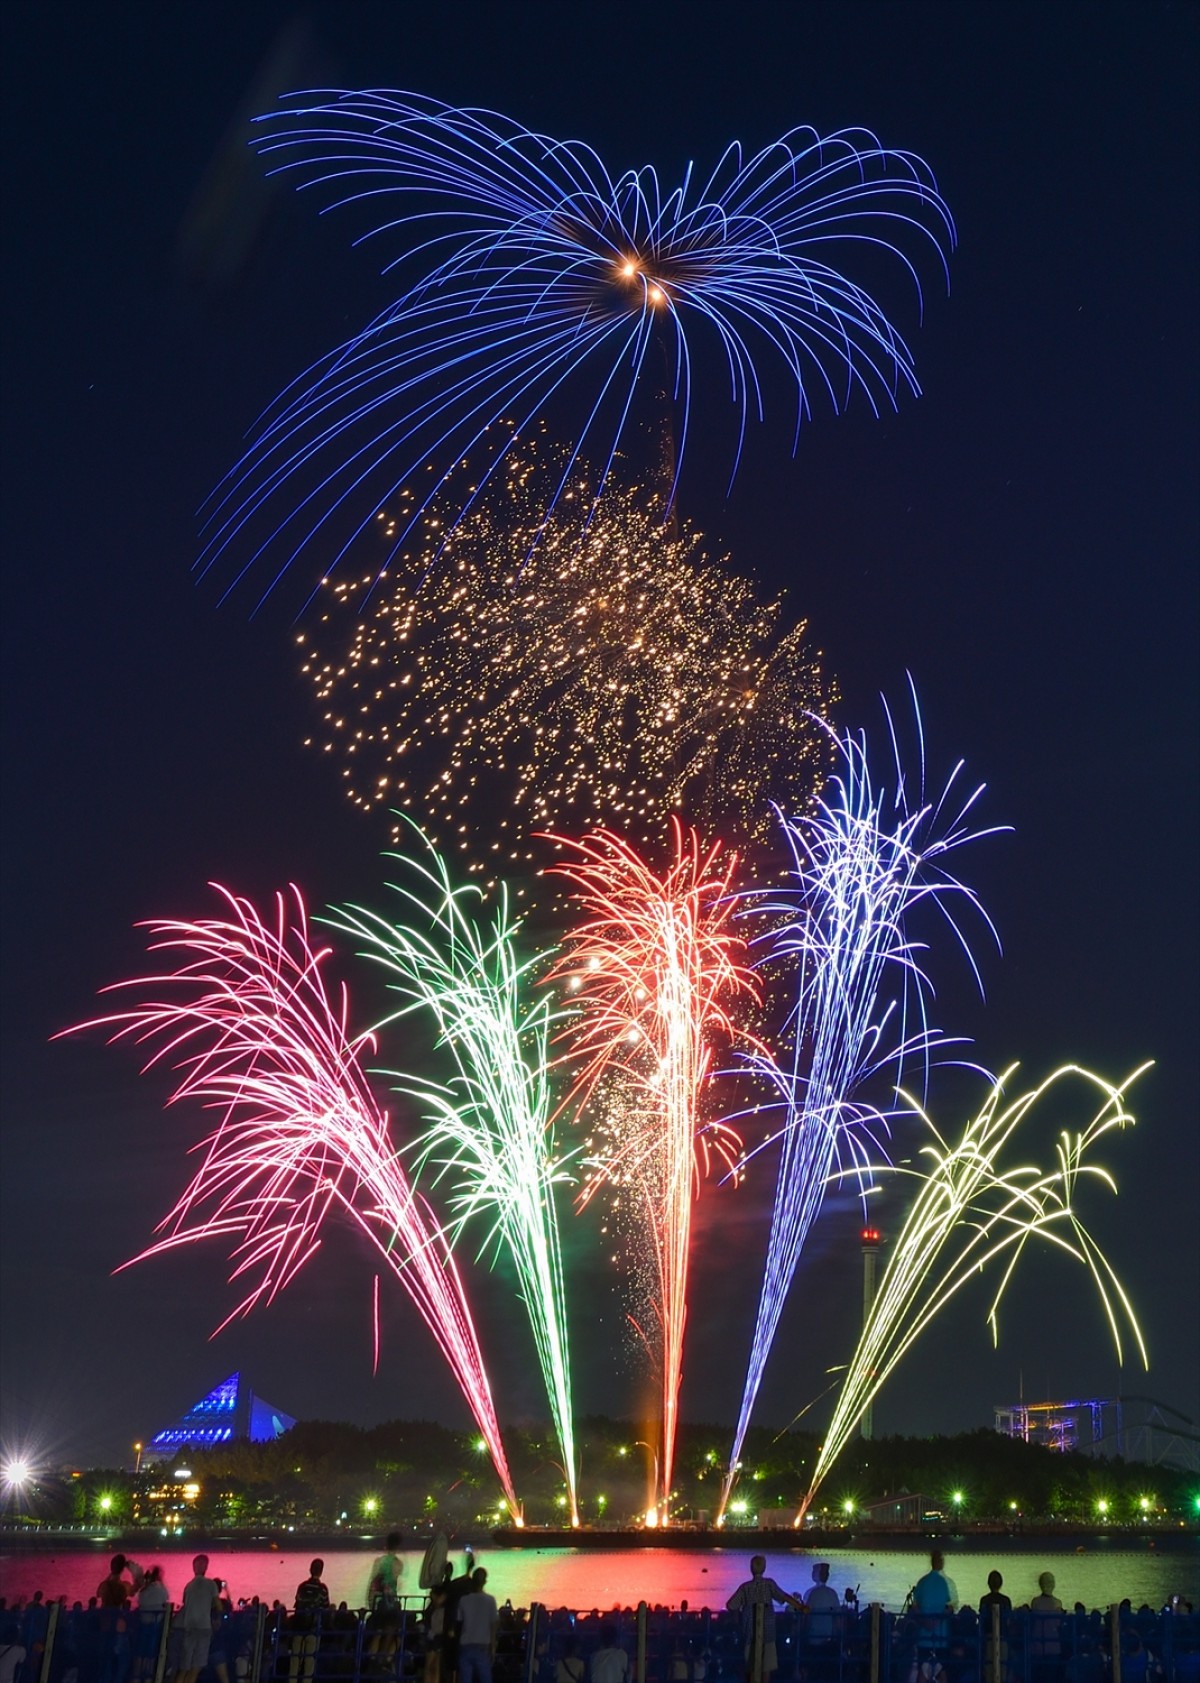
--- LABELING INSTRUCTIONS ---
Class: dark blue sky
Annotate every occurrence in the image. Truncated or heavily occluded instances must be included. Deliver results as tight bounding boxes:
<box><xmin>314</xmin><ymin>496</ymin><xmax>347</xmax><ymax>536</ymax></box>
<box><xmin>2</xmin><ymin>0</ymin><xmax>1197</xmax><ymax>1472</ymax></box>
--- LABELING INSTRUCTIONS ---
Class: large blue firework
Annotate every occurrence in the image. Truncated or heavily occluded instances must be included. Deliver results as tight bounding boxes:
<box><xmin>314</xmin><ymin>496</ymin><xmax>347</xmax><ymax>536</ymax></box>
<box><xmin>202</xmin><ymin>90</ymin><xmax>955</xmax><ymax>602</ymax></box>
<box><xmin>717</xmin><ymin>686</ymin><xmax>1002</xmax><ymax>1521</ymax></box>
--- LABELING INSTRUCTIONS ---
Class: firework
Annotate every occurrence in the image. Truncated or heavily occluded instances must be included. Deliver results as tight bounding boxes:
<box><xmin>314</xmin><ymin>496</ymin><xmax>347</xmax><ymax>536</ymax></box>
<box><xmin>298</xmin><ymin>430</ymin><xmax>834</xmax><ymax>881</ymax></box>
<box><xmin>62</xmin><ymin>885</ymin><xmax>519</xmax><ymax>1516</ymax></box>
<box><xmin>328</xmin><ymin>836</ymin><xmax>581</xmax><ymax>1523</ymax></box>
<box><xmin>549</xmin><ymin>821</ymin><xmax>757</xmax><ymax>1520</ymax></box>
<box><xmin>797</xmin><ymin>1061</ymin><xmax>1149</xmax><ymax>1519</ymax></box>
<box><xmin>201</xmin><ymin>90</ymin><xmax>954</xmax><ymax>599</ymax></box>
<box><xmin>718</xmin><ymin>691</ymin><xmax>1002</xmax><ymax>1518</ymax></box>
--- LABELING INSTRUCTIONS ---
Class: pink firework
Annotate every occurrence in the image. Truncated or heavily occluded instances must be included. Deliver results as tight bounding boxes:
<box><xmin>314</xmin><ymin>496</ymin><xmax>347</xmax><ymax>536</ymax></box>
<box><xmin>548</xmin><ymin>822</ymin><xmax>757</xmax><ymax>1522</ymax></box>
<box><xmin>63</xmin><ymin>883</ymin><xmax>518</xmax><ymax>1516</ymax></box>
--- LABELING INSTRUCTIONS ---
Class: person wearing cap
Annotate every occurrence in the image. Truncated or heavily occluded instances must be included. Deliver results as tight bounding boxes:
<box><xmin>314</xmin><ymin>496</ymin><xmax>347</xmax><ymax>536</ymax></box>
<box><xmin>804</xmin><ymin>1565</ymin><xmax>841</xmax><ymax>1644</ymax></box>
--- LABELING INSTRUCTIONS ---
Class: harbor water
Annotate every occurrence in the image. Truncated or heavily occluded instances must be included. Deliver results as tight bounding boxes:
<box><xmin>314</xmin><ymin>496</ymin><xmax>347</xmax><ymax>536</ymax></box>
<box><xmin>2</xmin><ymin>1541</ymin><xmax>1197</xmax><ymax>1611</ymax></box>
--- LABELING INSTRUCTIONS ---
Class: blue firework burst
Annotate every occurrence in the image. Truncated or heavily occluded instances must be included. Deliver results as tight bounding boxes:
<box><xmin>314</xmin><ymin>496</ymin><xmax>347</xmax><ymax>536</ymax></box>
<box><xmin>203</xmin><ymin>91</ymin><xmax>955</xmax><ymax>602</ymax></box>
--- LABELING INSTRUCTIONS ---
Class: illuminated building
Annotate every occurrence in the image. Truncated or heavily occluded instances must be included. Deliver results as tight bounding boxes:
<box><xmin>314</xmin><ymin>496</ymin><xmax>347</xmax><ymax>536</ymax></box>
<box><xmin>142</xmin><ymin>1372</ymin><xmax>295</xmax><ymax>1463</ymax></box>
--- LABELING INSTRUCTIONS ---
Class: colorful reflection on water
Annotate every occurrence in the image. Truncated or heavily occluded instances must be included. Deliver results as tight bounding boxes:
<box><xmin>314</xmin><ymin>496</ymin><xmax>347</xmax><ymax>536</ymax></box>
<box><xmin>0</xmin><ymin>1545</ymin><xmax>1195</xmax><ymax>1614</ymax></box>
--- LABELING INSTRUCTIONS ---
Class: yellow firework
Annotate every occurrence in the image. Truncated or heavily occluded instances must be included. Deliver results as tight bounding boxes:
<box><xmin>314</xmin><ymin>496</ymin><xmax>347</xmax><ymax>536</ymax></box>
<box><xmin>297</xmin><ymin>431</ymin><xmax>835</xmax><ymax>886</ymax></box>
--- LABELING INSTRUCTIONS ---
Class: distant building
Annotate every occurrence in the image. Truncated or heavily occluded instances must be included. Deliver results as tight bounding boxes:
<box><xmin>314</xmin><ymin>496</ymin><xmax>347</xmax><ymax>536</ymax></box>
<box><xmin>143</xmin><ymin>1371</ymin><xmax>295</xmax><ymax>1461</ymax></box>
<box><xmin>993</xmin><ymin>1398</ymin><xmax>1115</xmax><ymax>1456</ymax></box>
<box><xmin>862</xmin><ymin>1492</ymin><xmax>940</xmax><ymax>1527</ymax></box>
<box><xmin>994</xmin><ymin>1395</ymin><xmax>1200</xmax><ymax>1470</ymax></box>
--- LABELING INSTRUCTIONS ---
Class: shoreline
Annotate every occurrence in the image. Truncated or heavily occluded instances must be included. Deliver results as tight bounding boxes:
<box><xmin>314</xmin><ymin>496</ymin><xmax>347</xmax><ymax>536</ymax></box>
<box><xmin>2</xmin><ymin>1525</ymin><xmax>1195</xmax><ymax>1555</ymax></box>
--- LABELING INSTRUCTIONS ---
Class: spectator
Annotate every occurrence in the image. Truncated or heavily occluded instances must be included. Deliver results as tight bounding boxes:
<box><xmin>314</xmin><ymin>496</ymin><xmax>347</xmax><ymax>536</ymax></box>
<box><xmin>909</xmin><ymin>1554</ymin><xmax>958</xmax><ymax>1666</ymax></box>
<box><xmin>1030</xmin><ymin>1572</ymin><xmax>1063</xmax><ymax>1669</ymax></box>
<box><xmin>176</xmin><ymin>1555</ymin><xmax>222</xmax><ymax>1683</ymax></box>
<box><xmin>444</xmin><ymin>1552</ymin><xmax>477</xmax><ymax>1683</ymax></box>
<box><xmin>367</xmin><ymin>1532</ymin><xmax>404</xmax><ymax>1666</ymax></box>
<box><xmin>425</xmin><ymin>1571</ymin><xmax>453</xmax><ymax>1683</ymax></box>
<box><xmin>979</xmin><ymin>1572</ymin><xmax>1012</xmax><ymax>1682</ymax></box>
<box><xmin>726</xmin><ymin>1557</ymin><xmax>803</xmax><ymax>1683</ymax></box>
<box><xmin>0</xmin><ymin>1621</ymin><xmax>27</xmax><ymax>1683</ymax></box>
<box><xmin>590</xmin><ymin>1626</ymin><xmax>629</xmax><ymax>1683</ymax></box>
<box><xmin>804</xmin><ymin>1565</ymin><xmax>841</xmax><ymax>1644</ymax></box>
<box><xmin>98</xmin><ymin>1557</ymin><xmax>143</xmax><ymax>1610</ymax></box>
<box><xmin>912</xmin><ymin>1555</ymin><xmax>958</xmax><ymax>1617</ymax></box>
<box><xmin>133</xmin><ymin>1568</ymin><xmax>169</xmax><ymax>1682</ymax></box>
<box><xmin>290</xmin><ymin>1560</ymin><xmax>330</xmax><ymax>1683</ymax></box>
<box><xmin>457</xmin><ymin>1569</ymin><xmax>498</xmax><ymax>1683</ymax></box>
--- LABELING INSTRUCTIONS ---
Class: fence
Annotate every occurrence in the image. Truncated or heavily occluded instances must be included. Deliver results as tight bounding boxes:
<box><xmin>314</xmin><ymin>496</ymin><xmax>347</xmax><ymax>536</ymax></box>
<box><xmin>6</xmin><ymin>1596</ymin><xmax>1197</xmax><ymax>1683</ymax></box>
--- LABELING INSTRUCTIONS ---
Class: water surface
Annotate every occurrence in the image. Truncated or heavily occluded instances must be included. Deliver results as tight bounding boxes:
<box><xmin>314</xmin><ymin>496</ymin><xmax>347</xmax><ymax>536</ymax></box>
<box><xmin>2</xmin><ymin>1544</ymin><xmax>1196</xmax><ymax>1613</ymax></box>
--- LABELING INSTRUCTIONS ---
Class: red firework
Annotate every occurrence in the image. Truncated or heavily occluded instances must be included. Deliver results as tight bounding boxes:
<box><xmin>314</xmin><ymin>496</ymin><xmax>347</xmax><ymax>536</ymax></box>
<box><xmin>547</xmin><ymin>822</ymin><xmax>757</xmax><ymax>1521</ymax></box>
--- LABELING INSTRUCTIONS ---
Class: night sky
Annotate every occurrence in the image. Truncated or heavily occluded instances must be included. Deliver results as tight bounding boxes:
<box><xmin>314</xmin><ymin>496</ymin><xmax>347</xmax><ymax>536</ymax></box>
<box><xmin>2</xmin><ymin>1</ymin><xmax>1197</xmax><ymax>1474</ymax></box>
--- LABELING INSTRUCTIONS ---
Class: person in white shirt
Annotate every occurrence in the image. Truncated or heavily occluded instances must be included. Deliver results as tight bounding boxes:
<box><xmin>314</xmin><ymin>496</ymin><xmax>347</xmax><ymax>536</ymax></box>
<box><xmin>457</xmin><ymin>1568</ymin><xmax>499</xmax><ymax>1683</ymax></box>
<box><xmin>591</xmin><ymin>1626</ymin><xmax>630</xmax><ymax>1683</ymax></box>
<box><xmin>177</xmin><ymin>1555</ymin><xmax>223</xmax><ymax>1683</ymax></box>
<box><xmin>133</xmin><ymin>1567</ymin><xmax>170</xmax><ymax>1681</ymax></box>
<box><xmin>804</xmin><ymin>1564</ymin><xmax>841</xmax><ymax>1643</ymax></box>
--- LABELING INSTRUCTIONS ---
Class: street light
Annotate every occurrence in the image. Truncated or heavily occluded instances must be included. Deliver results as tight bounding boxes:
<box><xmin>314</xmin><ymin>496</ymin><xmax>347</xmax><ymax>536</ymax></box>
<box><xmin>1</xmin><ymin>1460</ymin><xmax>30</xmax><ymax>1490</ymax></box>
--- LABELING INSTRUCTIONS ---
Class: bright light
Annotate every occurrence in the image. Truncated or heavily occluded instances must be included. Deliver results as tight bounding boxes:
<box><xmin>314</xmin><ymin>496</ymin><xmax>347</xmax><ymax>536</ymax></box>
<box><xmin>363</xmin><ymin>1496</ymin><xmax>379</xmax><ymax>1515</ymax></box>
<box><xmin>842</xmin><ymin>1499</ymin><xmax>855</xmax><ymax>1515</ymax></box>
<box><xmin>620</xmin><ymin>260</ymin><xmax>637</xmax><ymax>278</ymax></box>
<box><xmin>99</xmin><ymin>1495</ymin><xmax>113</xmax><ymax>1512</ymax></box>
<box><xmin>1097</xmin><ymin>1498</ymin><xmax>1109</xmax><ymax>1515</ymax></box>
<box><xmin>1138</xmin><ymin>1496</ymin><xmax>1151</xmax><ymax>1511</ymax></box>
<box><xmin>2</xmin><ymin>1460</ymin><xmax>31</xmax><ymax>1489</ymax></box>
<box><xmin>731</xmin><ymin>1499</ymin><xmax>748</xmax><ymax>1515</ymax></box>
<box><xmin>644</xmin><ymin>1507</ymin><xmax>659</xmax><ymax>1529</ymax></box>
<box><xmin>473</xmin><ymin>1438</ymin><xmax>487</xmax><ymax>1454</ymax></box>
<box><xmin>951</xmin><ymin>1491</ymin><xmax>964</xmax><ymax>1506</ymax></box>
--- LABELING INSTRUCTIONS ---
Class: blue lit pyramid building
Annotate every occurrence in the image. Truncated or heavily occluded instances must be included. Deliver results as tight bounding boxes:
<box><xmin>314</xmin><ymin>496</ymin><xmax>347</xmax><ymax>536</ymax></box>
<box><xmin>146</xmin><ymin>1372</ymin><xmax>295</xmax><ymax>1461</ymax></box>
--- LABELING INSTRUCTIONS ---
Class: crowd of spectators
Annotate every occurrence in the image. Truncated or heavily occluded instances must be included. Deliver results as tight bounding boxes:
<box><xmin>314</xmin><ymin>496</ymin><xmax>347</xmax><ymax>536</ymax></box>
<box><xmin>0</xmin><ymin>1549</ymin><xmax>1195</xmax><ymax>1683</ymax></box>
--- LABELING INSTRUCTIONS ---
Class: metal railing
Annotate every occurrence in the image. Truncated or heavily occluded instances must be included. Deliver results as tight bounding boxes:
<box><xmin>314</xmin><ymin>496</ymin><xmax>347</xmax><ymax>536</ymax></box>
<box><xmin>4</xmin><ymin>1598</ymin><xmax>1195</xmax><ymax>1683</ymax></box>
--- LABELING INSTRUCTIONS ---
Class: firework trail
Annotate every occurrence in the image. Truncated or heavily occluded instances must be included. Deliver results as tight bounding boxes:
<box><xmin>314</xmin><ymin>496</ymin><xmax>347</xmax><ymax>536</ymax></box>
<box><xmin>201</xmin><ymin>90</ymin><xmax>954</xmax><ymax>600</ymax></box>
<box><xmin>328</xmin><ymin>837</ymin><xmax>581</xmax><ymax>1523</ymax></box>
<box><xmin>549</xmin><ymin>822</ymin><xmax>757</xmax><ymax>1520</ymax></box>
<box><xmin>299</xmin><ymin>430</ymin><xmax>834</xmax><ymax>877</ymax></box>
<box><xmin>799</xmin><ymin>1062</ymin><xmax>1150</xmax><ymax>1520</ymax></box>
<box><xmin>717</xmin><ymin>690</ymin><xmax>1002</xmax><ymax>1518</ymax></box>
<box><xmin>62</xmin><ymin>884</ymin><xmax>519</xmax><ymax>1516</ymax></box>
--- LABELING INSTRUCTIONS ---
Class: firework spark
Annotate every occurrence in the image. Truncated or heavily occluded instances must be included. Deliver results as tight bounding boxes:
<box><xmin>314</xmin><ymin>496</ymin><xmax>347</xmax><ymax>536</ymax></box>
<box><xmin>201</xmin><ymin>90</ymin><xmax>954</xmax><ymax>599</ymax></box>
<box><xmin>328</xmin><ymin>836</ymin><xmax>581</xmax><ymax>1523</ymax></box>
<box><xmin>549</xmin><ymin>822</ymin><xmax>757</xmax><ymax>1519</ymax></box>
<box><xmin>298</xmin><ymin>431</ymin><xmax>834</xmax><ymax>882</ymax></box>
<box><xmin>798</xmin><ymin>1062</ymin><xmax>1150</xmax><ymax>1521</ymax></box>
<box><xmin>718</xmin><ymin>691</ymin><xmax>1002</xmax><ymax>1518</ymax></box>
<box><xmin>61</xmin><ymin>885</ymin><xmax>519</xmax><ymax>1516</ymax></box>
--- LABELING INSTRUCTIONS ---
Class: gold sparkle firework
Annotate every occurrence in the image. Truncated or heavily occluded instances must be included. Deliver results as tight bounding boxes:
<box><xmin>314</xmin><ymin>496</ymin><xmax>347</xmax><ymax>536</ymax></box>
<box><xmin>298</xmin><ymin>432</ymin><xmax>835</xmax><ymax>880</ymax></box>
